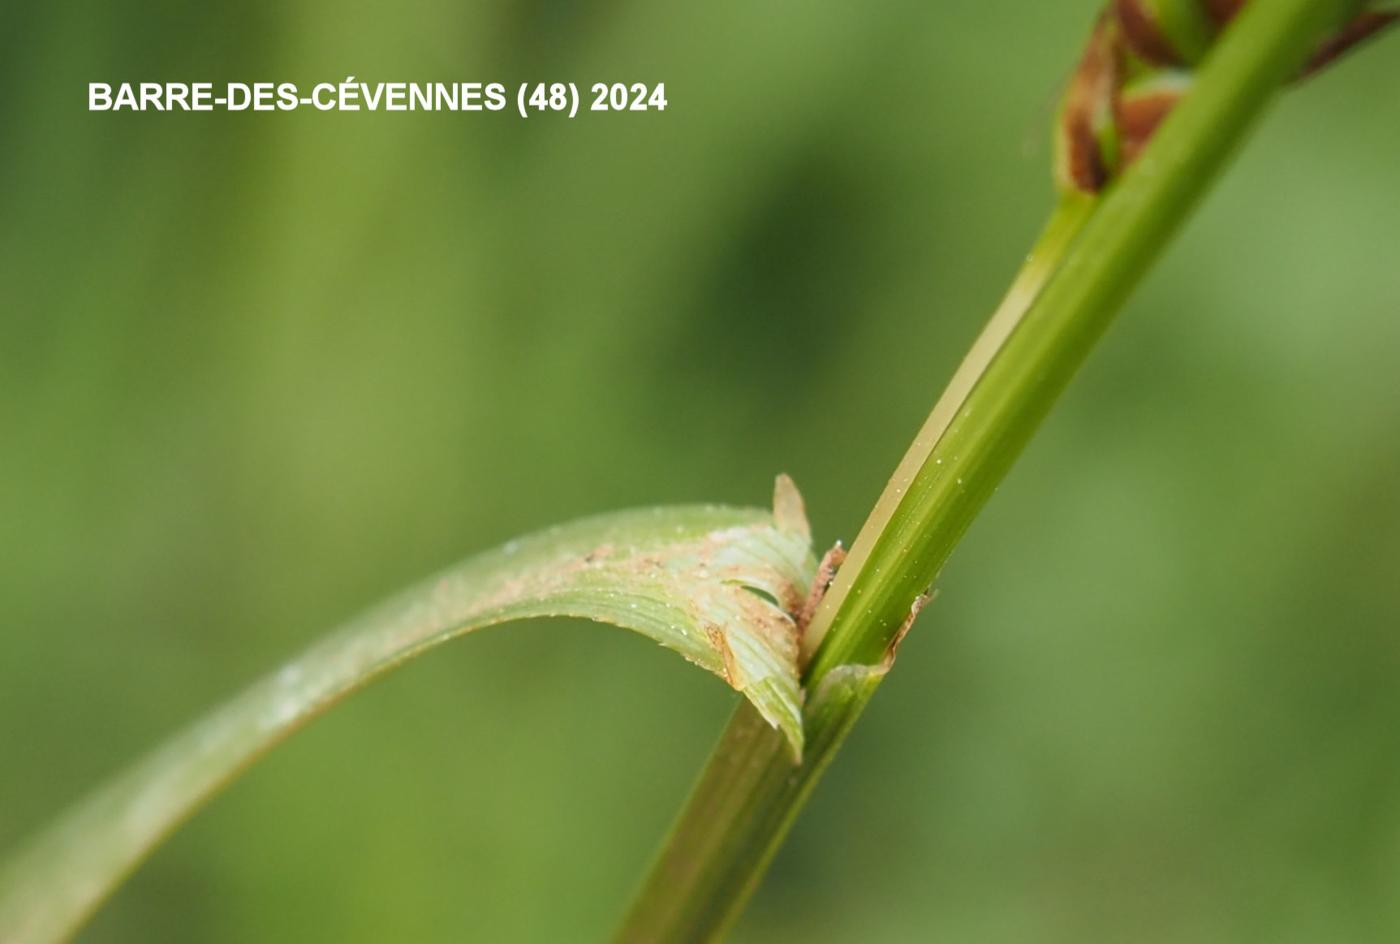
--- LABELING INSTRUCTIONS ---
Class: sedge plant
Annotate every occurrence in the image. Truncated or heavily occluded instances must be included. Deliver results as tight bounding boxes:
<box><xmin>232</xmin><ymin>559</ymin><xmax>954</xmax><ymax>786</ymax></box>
<box><xmin>0</xmin><ymin>1</ymin><xmax>1393</xmax><ymax>941</ymax></box>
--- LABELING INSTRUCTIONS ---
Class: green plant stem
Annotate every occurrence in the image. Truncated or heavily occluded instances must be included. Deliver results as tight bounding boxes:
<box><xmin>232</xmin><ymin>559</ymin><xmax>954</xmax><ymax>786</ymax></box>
<box><xmin>797</xmin><ymin>191</ymin><xmax>1096</xmax><ymax>666</ymax></box>
<box><xmin>616</xmin><ymin>188</ymin><xmax>1096</xmax><ymax>944</ymax></box>
<box><xmin>616</xmin><ymin>1</ymin><xmax>1364</xmax><ymax>939</ymax></box>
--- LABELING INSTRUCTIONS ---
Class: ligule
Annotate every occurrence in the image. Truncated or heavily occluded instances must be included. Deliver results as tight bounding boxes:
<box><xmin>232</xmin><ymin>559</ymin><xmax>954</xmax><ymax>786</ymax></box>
<box><xmin>1058</xmin><ymin>0</ymin><xmax>1396</xmax><ymax>194</ymax></box>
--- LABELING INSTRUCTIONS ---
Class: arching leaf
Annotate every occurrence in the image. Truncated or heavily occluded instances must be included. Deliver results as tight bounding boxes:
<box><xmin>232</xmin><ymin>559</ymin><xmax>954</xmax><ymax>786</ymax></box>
<box><xmin>0</xmin><ymin>478</ymin><xmax>815</xmax><ymax>944</ymax></box>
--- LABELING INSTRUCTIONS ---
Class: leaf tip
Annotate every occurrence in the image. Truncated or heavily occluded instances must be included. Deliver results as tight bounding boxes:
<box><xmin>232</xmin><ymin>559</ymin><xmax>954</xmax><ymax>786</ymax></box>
<box><xmin>772</xmin><ymin>474</ymin><xmax>811</xmax><ymax>543</ymax></box>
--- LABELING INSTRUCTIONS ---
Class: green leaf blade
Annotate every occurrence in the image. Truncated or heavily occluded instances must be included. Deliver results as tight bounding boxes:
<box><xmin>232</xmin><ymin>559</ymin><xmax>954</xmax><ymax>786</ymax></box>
<box><xmin>0</xmin><ymin>481</ymin><xmax>815</xmax><ymax>944</ymax></box>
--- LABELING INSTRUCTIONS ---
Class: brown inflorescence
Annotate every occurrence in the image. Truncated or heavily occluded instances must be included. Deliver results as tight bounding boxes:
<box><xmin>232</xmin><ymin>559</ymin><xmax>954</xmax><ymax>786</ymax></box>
<box><xmin>1115</xmin><ymin>82</ymin><xmax>1187</xmax><ymax>165</ymax></box>
<box><xmin>1057</xmin><ymin>14</ymin><xmax>1122</xmax><ymax>193</ymax></box>
<box><xmin>1058</xmin><ymin>0</ymin><xmax>1396</xmax><ymax>193</ymax></box>
<box><xmin>1114</xmin><ymin>0</ymin><xmax>1186</xmax><ymax>66</ymax></box>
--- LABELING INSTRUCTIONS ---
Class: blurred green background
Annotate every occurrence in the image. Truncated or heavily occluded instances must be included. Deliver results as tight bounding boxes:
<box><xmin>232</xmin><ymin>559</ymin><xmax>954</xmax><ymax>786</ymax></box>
<box><xmin>3</xmin><ymin>2</ymin><xmax>1398</xmax><ymax>941</ymax></box>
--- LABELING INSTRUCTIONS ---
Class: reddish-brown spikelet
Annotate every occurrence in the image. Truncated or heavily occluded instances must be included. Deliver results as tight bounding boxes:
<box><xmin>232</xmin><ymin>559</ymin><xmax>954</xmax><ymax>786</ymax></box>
<box><xmin>1116</xmin><ymin>83</ymin><xmax>1188</xmax><ymax>165</ymax></box>
<box><xmin>1301</xmin><ymin>11</ymin><xmax>1398</xmax><ymax>77</ymax></box>
<box><xmin>1114</xmin><ymin>0</ymin><xmax>1185</xmax><ymax>65</ymax></box>
<box><xmin>1058</xmin><ymin>14</ymin><xmax>1122</xmax><ymax>192</ymax></box>
<box><xmin>1203</xmin><ymin>0</ymin><xmax>1246</xmax><ymax>27</ymax></box>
